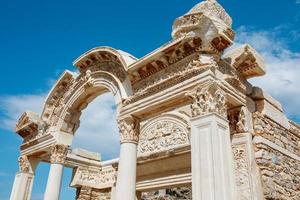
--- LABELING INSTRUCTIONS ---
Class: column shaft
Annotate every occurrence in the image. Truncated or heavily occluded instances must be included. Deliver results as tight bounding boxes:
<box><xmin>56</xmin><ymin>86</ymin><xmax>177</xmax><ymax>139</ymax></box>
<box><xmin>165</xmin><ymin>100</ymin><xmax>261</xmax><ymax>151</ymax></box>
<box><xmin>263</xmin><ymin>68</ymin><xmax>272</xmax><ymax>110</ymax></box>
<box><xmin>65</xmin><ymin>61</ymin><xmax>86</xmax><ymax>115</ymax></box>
<box><xmin>191</xmin><ymin>113</ymin><xmax>236</xmax><ymax>200</ymax></box>
<box><xmin>115</xmin><ymin>143</ymin><xmax>137</xmax><ymax>200</ymax></box>
<box><xmin>10</xmin><ymin>172</ymin><xmax>34</xmax><ymax>200</ymax></box>
<box><xmin>44</xmin><ymin>163</ymin><xmax>64</xmax><ymax>200</ymax></box>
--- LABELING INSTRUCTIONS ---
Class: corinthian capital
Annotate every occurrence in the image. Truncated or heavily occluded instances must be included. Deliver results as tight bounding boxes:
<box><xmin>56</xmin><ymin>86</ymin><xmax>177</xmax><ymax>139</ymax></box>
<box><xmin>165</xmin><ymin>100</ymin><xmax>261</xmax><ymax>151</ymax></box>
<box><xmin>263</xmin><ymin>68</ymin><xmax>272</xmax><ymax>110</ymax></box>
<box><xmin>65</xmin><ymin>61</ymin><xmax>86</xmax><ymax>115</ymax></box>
<box><xmin>118</xmin><ymin>116</ymin><xmax>140</xmax><ymax>144</ymax></box>
<box><xmin>50</xmin><ymin>144</ymin><xmax>68</xmax><ymax>164</ymax></box>
<box><xmin>186</xmin><ymin>82</ymin><xmax>227</xmax><ymax>118</ymax></box>
<box><xmin>18</xmin><ymin>155</ymin><xmax>31</xmax><ymax>173</ymax></box>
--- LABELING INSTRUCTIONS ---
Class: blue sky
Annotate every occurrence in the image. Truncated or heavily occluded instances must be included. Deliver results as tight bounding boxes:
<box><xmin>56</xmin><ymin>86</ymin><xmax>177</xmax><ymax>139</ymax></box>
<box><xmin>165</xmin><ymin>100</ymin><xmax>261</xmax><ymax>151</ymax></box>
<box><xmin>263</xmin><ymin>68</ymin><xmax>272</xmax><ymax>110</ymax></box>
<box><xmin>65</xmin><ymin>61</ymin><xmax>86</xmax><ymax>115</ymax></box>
<box><xmin>0</xmin><ymin>0</ymin><xmax>300</xmax><ymax>199</ymax></box>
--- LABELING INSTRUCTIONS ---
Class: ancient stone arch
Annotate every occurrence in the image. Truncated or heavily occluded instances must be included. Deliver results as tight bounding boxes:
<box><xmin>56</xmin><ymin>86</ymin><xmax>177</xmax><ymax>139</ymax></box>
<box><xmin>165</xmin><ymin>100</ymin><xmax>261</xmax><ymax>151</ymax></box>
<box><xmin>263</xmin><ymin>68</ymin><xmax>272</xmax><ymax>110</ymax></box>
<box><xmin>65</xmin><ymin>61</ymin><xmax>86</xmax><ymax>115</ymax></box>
<box><xmin>10</xmin><ymin>1</ymin><xmax>300</xmax><ymax>200</ymax></box>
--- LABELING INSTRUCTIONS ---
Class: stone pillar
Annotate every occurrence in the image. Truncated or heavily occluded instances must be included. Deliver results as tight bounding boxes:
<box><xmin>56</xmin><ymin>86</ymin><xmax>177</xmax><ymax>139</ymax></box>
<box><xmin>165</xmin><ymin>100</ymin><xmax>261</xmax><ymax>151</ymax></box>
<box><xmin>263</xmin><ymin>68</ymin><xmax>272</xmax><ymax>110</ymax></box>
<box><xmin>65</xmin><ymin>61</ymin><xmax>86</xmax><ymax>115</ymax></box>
<box><xmin>111</xmin><ymin>184</ymin><xmax>116</xmax><ymax>200</ymax></box>
<box><xmin>187</xmin><ymin>82</ymin><xmax>236</xmax><ymax>200</ymax></box>
<box><xmin>10</xmin><ymin>156</ymin><xmax>36</xmax><ymax>200</ymax></box>
<box><xmin>115</xmin><ymin>117</ymin><xmax>139</xmax><ymax>200</ymax></box>
<box><xmin>44</xmin><ymin>144</ymin><xmax>68</xmax><ymax>200</ymax></box>
<box><xmin>229</xmin><ymin>106</ymin><xmax>264</xmax><ymax>200</ymax></box>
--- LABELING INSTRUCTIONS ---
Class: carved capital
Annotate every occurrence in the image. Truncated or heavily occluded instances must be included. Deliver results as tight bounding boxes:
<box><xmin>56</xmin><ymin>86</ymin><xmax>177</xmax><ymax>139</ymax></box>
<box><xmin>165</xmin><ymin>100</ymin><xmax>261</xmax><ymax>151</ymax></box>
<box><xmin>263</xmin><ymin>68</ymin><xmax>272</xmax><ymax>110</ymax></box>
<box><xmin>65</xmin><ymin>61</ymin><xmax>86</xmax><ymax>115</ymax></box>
<box><xmin>118</xmin><ymin>116</ymin><xmax>140</xmax><ymax>144</ymax></box>
<box><xmin>186</xmin><ymin>82</ymin><xmax>227</xmax><ymax>118</ymax></box>
<box><xmin>50</xmin><ymin>144</ymin><xmax>68</xmax><ymax>164</ymax></box>
<box><xmin>228</xmin><ymin>106</ymin><xmax>252</xmax><ymax>134</ymax></box>
<box><xmin>18</xmin><ymin>155</ymin><xmax>31</xmax><ymax>173</ymax></box>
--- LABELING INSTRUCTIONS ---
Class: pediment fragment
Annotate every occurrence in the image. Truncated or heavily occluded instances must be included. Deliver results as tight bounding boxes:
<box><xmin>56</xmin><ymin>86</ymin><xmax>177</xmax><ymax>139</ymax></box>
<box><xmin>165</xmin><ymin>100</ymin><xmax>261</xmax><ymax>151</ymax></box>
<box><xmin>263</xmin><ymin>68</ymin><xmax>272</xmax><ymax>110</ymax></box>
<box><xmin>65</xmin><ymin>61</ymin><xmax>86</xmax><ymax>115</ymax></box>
<box><xmin>223</xmin><ymin>44</ymin><xmax>266</xmax><ymax>79</ymax></box>
<box><xmin>15</xmin><ymin>111</ymin><xmax>44</xmax><ymax>138</ymax></box>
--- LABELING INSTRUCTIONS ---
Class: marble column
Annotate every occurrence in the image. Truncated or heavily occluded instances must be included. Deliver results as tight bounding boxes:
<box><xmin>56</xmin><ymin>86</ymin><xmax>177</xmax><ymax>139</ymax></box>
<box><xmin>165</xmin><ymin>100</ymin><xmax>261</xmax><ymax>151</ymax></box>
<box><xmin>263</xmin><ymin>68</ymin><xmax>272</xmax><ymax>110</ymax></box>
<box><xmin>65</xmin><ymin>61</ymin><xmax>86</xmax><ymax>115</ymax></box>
<box><xmin>115</xmin><ymin>117</ymin><xmax>139</xmax><ymax>200</ymax></box>
<box><xmin>187</xmin><ymin>82</ymin><xmax>236</xmax><ymax>200</ymax></box>
<box><xmin>44</xmin><ymin>144</ymin><xmax>68</xmax><ymax>200</ymax></box>
<box><xmin>10</xmin><ymin>156</ymin><xmax>36</xmax><ymax>200</ymax></box>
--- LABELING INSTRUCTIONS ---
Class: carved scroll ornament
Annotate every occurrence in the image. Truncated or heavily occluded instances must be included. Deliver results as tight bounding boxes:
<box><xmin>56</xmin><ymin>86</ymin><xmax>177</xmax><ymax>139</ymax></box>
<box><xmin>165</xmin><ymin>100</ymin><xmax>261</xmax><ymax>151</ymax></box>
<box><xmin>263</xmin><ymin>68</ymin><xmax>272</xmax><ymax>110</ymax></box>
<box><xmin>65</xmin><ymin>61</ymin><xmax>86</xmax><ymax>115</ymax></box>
<box><xmin>50</xmin><ymin>144</ymin><xmax>68</xmax><ymax>164</ymax></box>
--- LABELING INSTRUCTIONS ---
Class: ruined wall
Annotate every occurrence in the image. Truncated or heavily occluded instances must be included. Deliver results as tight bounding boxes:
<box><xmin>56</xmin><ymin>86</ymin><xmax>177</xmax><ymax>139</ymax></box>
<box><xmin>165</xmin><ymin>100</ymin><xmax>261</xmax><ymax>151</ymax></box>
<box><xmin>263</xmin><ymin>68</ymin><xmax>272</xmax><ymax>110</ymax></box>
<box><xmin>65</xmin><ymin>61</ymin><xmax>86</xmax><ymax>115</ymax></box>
<box><xmin>142</xmin><ymin>187</ymin><xmax>192</xmax><ymax>200</ymax></box>
<box><xmin>76</xmin><ymin>187</ymin><xmax>111</xmax><ymax>200</ymax></box>
<box><xmin>253</xmin><ymin>112</ymin><xmax>300</xmax><ymax>199</ymax></box>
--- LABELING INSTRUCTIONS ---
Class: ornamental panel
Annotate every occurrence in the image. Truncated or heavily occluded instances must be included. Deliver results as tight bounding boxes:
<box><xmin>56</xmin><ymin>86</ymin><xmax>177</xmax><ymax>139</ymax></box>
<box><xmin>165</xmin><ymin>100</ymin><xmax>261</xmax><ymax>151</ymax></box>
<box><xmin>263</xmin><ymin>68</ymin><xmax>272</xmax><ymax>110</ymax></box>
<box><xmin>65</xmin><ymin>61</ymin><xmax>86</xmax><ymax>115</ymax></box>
<box><xmin>138</xmin><ymin>114</ymin><xmax>190</xmax><ymax>156</ymax></box>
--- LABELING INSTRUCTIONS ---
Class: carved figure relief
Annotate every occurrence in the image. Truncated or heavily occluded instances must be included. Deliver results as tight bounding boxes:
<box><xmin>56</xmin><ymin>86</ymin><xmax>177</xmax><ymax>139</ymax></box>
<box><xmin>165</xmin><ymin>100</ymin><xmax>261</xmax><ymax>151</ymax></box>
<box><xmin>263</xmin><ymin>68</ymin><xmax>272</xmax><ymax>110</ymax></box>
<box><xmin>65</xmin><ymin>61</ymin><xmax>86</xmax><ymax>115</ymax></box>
<box><xmin>138</xmin><ymin>115</ymin><xmax>189</xmax><ymax>156</ymax></box>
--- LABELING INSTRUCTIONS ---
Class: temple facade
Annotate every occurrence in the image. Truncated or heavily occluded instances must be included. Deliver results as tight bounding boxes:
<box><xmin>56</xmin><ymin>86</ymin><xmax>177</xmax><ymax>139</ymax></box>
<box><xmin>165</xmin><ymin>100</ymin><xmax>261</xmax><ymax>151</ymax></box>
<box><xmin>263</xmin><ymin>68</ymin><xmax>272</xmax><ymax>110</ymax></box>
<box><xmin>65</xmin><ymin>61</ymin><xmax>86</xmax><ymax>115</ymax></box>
<box><xmin>10</xmin><ymin>0</ymin><xmax>300</xmax><ymax>200</ymax></box>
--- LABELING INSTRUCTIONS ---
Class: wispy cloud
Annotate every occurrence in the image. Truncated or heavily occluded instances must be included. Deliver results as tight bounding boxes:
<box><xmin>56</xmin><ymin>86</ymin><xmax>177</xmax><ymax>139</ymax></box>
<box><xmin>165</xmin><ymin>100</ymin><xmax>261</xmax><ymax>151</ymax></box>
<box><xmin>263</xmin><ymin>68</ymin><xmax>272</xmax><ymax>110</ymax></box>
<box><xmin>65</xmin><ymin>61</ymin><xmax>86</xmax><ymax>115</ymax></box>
<box><xmin>0</xmin><ymin>94</ymin><xmax>46</xmax><ymax>131</ymax></box>
<box><xmin>71</xmin><ymin>93</ymin><xmax>120</xmax><ymax>159</ymax></box>
<box><xmin>234</xmin><ymin>26</ymin><xmax>300</xmax><ymax>121</ymax></box>
<box><xmin>0</xmin><ymin>92</ymin><xmax>119</xmax><ymax>159</ymax></box>
<box><xmin>296</xmin><ymin>0</ymin><xmax>300</xmax><ymax>4</ymax></box>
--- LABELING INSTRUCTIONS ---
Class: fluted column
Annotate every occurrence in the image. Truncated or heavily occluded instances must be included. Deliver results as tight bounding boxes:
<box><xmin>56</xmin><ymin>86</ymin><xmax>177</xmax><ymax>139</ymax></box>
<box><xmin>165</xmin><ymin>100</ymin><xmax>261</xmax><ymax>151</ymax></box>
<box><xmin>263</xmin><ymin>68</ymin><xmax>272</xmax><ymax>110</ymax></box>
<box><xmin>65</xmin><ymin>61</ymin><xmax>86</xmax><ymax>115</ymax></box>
<box><xmin>187</xmin><ymin>82</ymin><xmax>236</xmax><ymax>200</ymax></box>
<box><xmin>44</xmin><ymin>144</ymin><xmax>68</xmax><ymax>200</ymax></box>
<box><xmin>10</xmin><ymin>156</ymin><xmax>36</xmax><ymax>200</ymax></box>
<box><xmin>115</xmin><ymin>116</ymin><xmax>139</xmax><ymax>200</ymax></box>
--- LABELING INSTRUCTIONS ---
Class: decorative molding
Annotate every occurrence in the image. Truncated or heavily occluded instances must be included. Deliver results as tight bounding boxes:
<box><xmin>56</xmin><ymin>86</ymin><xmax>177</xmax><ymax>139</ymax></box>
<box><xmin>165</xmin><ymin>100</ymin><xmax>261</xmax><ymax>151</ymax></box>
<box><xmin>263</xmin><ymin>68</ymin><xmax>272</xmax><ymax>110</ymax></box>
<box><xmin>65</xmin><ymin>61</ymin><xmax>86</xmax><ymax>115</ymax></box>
<box><xmin>138</xmin><ymin>115</ymin><xmax>189</xmax><ymax>156</ymax></box>
<box><xmin>118</xmin><ymin>116</ymin><xmax>140</xmax><ymax>144</ymax></box>
<box><xmin>50</xmin><ymin>144</ymin><xmax>68</xmax><ymax>164</ymax></box>
<box><xmin>232</xmin><ymin>143</ymin><xmax>252</xmax><ymax>200</ymax></box>
<box><xmin>124</xmin><ymin>56</ymin><xmax>213</xmax><ymax>105</ymax></box>
<box><xmin>71</xmin><ymin>166</ymin><xmax>117</xmax><ymax>190</ymax></box>
<box><xmin>186</xmin><ymin>82</ymin><xmax>227</xmax><ymax>118</ymax></box>
<box><xmin>18</xmin><ymin>155</ymin><xmax>31</xmax><ymax>173</ymax></box>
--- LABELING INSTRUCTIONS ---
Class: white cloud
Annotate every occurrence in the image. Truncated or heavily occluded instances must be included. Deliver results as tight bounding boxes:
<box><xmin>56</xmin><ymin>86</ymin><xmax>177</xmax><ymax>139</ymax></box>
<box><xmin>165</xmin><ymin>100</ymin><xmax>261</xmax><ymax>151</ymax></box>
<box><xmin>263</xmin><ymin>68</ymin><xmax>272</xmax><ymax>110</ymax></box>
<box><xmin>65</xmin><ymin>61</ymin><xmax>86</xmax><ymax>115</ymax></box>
<box><xmin>0</xmin><ymin>92</ymin><xmax>119</xmax><ymax>159</ymax></box>
<box><xmin>0</xmin><ymin>94</ymin><xmax>46</xmax><ymax>131</ymax></box>
<box><xmin>296</xmin><ymin>0</ymin><xmax>300</xmax><ymax>4</ymax></box>
<box><xmin>234</xmin><ymin>26</ymin><xmax>300</xmax><ymax>120</ymax></box>
<box><xmin>71</xmin><ymin>93</ymin><xmax>120</xmax><ymax>159</ymax></box>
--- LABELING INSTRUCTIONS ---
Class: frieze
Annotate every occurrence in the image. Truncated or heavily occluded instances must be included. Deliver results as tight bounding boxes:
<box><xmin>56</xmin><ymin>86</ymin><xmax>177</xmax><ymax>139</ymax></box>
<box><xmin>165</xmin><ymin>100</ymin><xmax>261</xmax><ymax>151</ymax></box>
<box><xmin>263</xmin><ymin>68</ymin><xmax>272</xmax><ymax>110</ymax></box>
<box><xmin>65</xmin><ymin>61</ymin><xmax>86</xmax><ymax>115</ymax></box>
<box><xmin>124</xmin><ymin>56</ymin><xmax>213</xmax><ymax>105</ymax></box>
<box><xmin>138</xmin><ymin>116</ymin><xmax>189</xmax><ymax>156</ymax></box>
<box><xmin>72</xmin><ymin>167</ymin><xmax>116</xmax><ymax>189</ymax></box>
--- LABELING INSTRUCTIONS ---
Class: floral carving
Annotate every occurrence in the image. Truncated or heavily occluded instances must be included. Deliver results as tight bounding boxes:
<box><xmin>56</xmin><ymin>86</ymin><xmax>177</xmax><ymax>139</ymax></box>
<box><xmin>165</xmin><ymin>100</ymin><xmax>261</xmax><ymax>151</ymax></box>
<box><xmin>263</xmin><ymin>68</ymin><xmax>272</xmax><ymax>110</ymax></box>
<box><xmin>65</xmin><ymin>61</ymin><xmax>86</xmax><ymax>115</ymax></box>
<box><xmin>118</xmin><ymin>116</ymin><xmax>140</xmax><ymax>144</ymax></box>
<box><xmin>186</xmin><ymin>82</ymin><xmax>227</xmax><ymax>118</ymax></box>
<box><xmin>50</xmin><ymin>144</ymin><xmax>68</xmax><ymax>164</ymax></box>
<box><xmin>138</xmin><ymin>117</ymin><xmax>189</xmax><ymax>155</ymax></box>
<box><xmin>232</xmin><ymin>143</ymin><xmax>252</xmax><ymax>200</ymax></box>
<box><xmin>18</xmin><ymin>155</ymin><xmax>31</xmax><ymax>173</ymax></box>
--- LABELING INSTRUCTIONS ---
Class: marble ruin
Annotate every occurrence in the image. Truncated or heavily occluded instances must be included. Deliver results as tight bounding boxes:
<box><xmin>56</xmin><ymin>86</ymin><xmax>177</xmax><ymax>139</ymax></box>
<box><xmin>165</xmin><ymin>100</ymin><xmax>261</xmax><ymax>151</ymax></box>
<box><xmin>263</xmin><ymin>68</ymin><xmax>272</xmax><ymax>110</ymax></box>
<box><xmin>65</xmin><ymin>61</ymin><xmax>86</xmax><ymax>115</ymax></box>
<box><xmin>10</xmin><ymin>0</ymin><xmax>300</xmax><ymax>200</ymax></box>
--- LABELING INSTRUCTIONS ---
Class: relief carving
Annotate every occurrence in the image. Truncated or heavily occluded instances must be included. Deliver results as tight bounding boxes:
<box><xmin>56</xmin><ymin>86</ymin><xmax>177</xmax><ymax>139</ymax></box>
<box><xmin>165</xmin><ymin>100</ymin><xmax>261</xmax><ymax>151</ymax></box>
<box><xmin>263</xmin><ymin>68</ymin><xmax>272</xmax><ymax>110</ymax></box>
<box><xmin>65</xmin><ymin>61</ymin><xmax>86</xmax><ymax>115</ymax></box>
<box><xmin>138</xmin><ymin>116</ymin><xmax>189</xmax><ymax>156</ymax></box>
<box><xmin>186</xmin><ymin>82</ymin><xmax>227</xmax><ymax>118</ymax></box>
<box><xmin>50</xmin><ymin>144</ymin><xmax>68</xmax><ymax>164</ymax></box>
<box><xmin>232</xmin><ymin>143</ymin><xmax>252</xmax><ymax>200</ymax></box>
<box><xmin>118</xmin><ymin>116</ymin><xmax>140</xmax><ymax>144</ymax></box>
<box><xmin>73</xmin><ymin>167</ymin><xmax>116</xmax><ymax>189</ymax></box>
<box><xmin>18</xmin><ymin>155</ymin><xmax>31</xmax><ymax>173</ymax></box>
<box><xmin>228</xmin><ymin>106</ymin><xmax>249</xmax><ymax>134</ymax></box>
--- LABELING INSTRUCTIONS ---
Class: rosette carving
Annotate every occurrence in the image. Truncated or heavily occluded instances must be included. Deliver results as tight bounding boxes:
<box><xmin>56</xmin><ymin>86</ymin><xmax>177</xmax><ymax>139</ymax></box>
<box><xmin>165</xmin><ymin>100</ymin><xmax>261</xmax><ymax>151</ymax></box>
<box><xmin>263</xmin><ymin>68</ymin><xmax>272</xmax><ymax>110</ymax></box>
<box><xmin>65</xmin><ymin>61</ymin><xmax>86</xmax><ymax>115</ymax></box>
<box><xmin>186</xmin><ymin>82</ymin><xmax>227</xmax><ymax>118</ymax></box>
<box><xmin>118</xmin><ymin>116</ymin><xmax>140</xmax><ymax>144</ymax></box>
<box><xmin>50</xmin><ymin>144</ymin><xmax>68</xmax><ymax>164</ymax></box>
